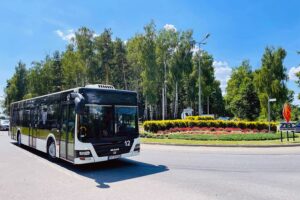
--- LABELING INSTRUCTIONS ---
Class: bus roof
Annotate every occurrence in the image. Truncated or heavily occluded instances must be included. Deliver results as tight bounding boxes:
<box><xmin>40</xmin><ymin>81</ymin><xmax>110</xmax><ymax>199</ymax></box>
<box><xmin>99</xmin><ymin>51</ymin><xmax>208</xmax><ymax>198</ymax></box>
<box><xmin>10</xmin><ymin>86</ymin><xmax>137</xmax><ymax>105</ymax></box>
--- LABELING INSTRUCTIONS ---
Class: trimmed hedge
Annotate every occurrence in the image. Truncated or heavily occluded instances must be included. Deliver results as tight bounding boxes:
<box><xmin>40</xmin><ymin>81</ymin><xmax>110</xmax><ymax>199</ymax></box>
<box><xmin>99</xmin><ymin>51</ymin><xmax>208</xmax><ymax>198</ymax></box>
<box><xmin>143</xmin><ymin>119</ymin><xmax>277</xmax><ymax>133</ymax></box>
<box><xmin>186</xmin><ymin>116</ymin><xmax>214</xmax><ymax>120</ymax></box>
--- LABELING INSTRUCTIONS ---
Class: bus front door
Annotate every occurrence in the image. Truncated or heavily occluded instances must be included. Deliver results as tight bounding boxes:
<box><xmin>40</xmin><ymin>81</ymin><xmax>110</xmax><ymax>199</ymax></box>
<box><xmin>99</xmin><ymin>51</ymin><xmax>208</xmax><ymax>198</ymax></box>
<box><xmin>60</xmin><ymin>104</ymin><xmax>75</xmax><ymax>161</ymax></box>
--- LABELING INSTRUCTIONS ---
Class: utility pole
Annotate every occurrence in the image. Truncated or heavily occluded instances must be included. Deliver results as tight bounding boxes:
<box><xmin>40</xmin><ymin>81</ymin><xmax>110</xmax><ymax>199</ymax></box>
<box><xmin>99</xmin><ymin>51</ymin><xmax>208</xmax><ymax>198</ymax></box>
<box><xmin>198</xmin><ymin>56</ymin><xmax>202</xmax><ymax>115</ymax></box>
<box><xmin>268</xmin><ymin>97</ymin><xmax>277</xmax><ymax>132</ymax></box>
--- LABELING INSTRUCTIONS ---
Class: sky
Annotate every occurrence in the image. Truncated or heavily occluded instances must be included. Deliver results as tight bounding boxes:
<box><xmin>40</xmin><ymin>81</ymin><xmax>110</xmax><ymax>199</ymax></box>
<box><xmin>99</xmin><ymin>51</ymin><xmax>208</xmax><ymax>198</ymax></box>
<box><xmin>1</xmin><ymin>0</ymin><xmax>300</xmax><ymax>108</ymax></box>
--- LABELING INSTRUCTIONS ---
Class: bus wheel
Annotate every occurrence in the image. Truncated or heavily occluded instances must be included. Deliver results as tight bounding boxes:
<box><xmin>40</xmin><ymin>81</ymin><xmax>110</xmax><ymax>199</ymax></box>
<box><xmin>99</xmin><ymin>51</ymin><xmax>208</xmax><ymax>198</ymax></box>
<box><xmin>47</xmin><ymin>139</ymin><xmax>56</xmax><ymax>161</ymax></box>
<box><xmin>17</xmin><ymin>132</ymin><xmax>21</xmax><ymax>146</ymax></box>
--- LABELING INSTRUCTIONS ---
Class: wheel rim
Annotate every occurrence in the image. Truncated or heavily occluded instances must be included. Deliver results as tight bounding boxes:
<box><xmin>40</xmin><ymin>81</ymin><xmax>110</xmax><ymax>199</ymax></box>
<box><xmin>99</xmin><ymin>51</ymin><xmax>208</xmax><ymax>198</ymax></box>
<box><xmin>49</xmin><ymin>142</ymin><xmax>56</xmax><ymax>158</ymax></box>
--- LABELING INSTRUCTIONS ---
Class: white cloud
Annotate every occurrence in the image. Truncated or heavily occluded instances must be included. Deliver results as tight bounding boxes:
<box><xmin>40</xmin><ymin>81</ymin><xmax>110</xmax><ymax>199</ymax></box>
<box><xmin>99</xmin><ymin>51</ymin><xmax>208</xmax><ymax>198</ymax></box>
<box><xmin>164</xmin><ymin>24</ymin><xmax>177</xmax><ymax>32</ymax></box>
<box><xmin>55</xmin><ymin>29</ymin><xmax>75</xmax><ymax>42</ymax></box>
<box><xmin>288</xmin><ymin>65</ymin><xmax>300</xmax><ymax>81</ymax></box>
<box><xmin>293</xmin><ymin>93</ymin><xmax>300</xmax><ymax>106</ymax></box>
<box><xmin>55</xmin><ymin>29</ymin><xmax>101</xmax><ymax>42</ymax></box>
<box><xmin>213</xmin><ymin>61</ymin><xmax>232</xmax><ymax>95</ymax></box>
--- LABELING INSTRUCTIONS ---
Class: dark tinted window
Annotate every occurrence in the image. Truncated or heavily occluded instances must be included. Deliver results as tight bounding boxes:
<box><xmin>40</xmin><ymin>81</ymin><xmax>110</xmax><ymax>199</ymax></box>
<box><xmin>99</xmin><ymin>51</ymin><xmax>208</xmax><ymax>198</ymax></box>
<box><xmin>115</xmin><ymin>107</ymin><xmax>137</xmax><ymax>135</ymax></box>
<box><xmin>80</xmin><ymin>89</ymin><xmax>137</xmax><ymax>106</ymax></box>
<box><xmin>79</xmin><ymin>105</ymin><xmax>114</xmax><ymax>142</ymax></box>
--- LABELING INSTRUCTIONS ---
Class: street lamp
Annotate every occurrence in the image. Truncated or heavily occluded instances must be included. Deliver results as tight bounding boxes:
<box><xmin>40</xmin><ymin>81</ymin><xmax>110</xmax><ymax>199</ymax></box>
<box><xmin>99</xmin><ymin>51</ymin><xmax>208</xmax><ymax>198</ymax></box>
<box><xmin>268</xmin><ymin>97</ymin><xmax>276</xmax><ymax>132</ymax></box>
<box><xmin>196</xmin><ymin>33</ymin><xmax>210</xmax><ymax>115</ymax></box>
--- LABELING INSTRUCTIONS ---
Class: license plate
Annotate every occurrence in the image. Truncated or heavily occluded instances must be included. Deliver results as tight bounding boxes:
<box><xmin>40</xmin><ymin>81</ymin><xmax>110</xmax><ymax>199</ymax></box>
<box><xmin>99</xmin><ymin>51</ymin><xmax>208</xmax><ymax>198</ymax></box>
<box><xmin>108</xmin><ymin>155</ymin><xmax>121</xmax><ymax>160</ymax></box>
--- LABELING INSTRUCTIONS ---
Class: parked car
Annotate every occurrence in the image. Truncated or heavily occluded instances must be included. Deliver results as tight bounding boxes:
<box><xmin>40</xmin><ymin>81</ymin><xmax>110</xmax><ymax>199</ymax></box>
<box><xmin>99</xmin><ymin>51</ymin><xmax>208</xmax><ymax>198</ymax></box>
<box><xmin>0</xmin><ymin>119</ymin><xmax>10</xmax><ymax>131</ymax></box>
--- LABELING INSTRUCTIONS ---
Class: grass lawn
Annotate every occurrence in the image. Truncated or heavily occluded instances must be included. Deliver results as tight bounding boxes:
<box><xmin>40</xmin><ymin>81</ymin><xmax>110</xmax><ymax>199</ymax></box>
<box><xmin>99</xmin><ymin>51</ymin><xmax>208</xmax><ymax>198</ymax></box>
<box><xmin>141</xmin><ymin>133</ymin><xmax>300</xmax><ymax>146</ymax></box>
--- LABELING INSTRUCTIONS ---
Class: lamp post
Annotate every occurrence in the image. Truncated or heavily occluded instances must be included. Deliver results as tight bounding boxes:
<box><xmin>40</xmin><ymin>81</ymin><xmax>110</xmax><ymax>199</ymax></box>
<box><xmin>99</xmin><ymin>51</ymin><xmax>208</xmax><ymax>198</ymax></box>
<box><xmin>196</xmin><ymin>33</ymin><xmax>210</xmax><ymax>116</ymax></box>
<box><xmin>268</xmin><ymin>97</ymin><xmax>276</xmax><ymax>132</ymax></box>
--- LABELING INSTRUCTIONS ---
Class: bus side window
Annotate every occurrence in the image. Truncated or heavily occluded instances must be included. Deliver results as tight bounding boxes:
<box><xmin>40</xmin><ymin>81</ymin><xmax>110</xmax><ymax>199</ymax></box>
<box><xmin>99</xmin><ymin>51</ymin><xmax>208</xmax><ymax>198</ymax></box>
<box><xmin>47</xmin><ymin>103</ymin><xmax>60</xmax><ymax>130</ymax></box>
<box><xmin>38</xmin><ymin>104</ymin><xmax>47</xmax><ymax>129</ymax></box>
<box><xmin>13</xmin><ymin>109</ymin><xmax>18</xmax><ymax>126</ymax></box>
<box><xmin>23</xmin><ymin>109</ymin><xmax>30</xmax><ymax>127</ymax></box>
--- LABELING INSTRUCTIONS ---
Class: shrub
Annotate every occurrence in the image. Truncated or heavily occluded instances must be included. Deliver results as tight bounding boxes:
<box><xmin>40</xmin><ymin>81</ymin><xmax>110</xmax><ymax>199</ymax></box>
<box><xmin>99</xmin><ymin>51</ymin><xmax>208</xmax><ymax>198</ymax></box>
<box><xmin>143</xmin><ymin>119</ymin><xmax>277</xmax><ymax>133</ymax></box>
<box><xmin>186</xmin><ymin>115</ymin><xmax>215</xmax><ymax>120</ymax></box>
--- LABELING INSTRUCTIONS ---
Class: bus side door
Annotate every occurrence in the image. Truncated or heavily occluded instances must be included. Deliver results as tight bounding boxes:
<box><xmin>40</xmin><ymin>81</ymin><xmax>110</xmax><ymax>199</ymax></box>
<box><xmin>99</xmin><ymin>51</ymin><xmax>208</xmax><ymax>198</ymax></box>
<box><xmin>60</xmin><ymin>103</ymin><xmax>75</xmax><ymax>161</ymax></box>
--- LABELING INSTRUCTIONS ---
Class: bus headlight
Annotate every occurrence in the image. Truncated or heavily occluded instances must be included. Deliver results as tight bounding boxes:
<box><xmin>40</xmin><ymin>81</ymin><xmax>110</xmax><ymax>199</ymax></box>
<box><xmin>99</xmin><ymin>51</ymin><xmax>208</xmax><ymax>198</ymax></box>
<box><xmin>134</xmin><ymin>144</ymin><xmax>140</xmax><ymax>152</ymax></box>
<box><xmin>76</xmin><ymin>150</ymin><xmax>91</xmax><ymax>157</ymax></box>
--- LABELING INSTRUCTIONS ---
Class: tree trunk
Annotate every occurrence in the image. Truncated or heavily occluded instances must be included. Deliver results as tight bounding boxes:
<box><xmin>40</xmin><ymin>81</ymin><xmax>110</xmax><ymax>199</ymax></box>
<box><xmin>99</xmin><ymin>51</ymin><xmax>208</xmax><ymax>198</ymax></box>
<box><xmin>207</xmin><ymin>96</ymin><xmax>209</xmax><ymax>115</ymax></box>
<box><xmin>149</xmin><ymin>104</ymin><xmax>153</xmax><ymax>120</ymax></box>
<box><xmin>122</xmin><ymin>59</ymin><xmax>127</xmax><ymax>90</ymax></box>
<box><xmin>162</xmin><ymin>85</ymin><xmax>164</xmax><ymax>120</ymax></box>
<box><xmin>174</xmin><ymin>81</ymin><xmax>178</xmax><ymax>119</ymax></box>
<box><xmin>144</xmin><ymin>100</ymin><xmax>148</xmax><ymax>121</ymax></box>
<box><xmin>105</xmin><ymin>63</ymin><xmax>109</xmax><ymax>84</ymax></box>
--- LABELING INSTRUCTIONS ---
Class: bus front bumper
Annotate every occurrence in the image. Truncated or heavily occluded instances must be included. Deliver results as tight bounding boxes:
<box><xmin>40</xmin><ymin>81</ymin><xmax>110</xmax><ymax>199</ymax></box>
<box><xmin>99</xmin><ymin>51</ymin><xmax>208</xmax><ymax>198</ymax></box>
<box><xmin>74</xmin><ymin>150</ymin><xmax>140</xmax><ymax>165</ymax></box>
<box><xmin>73</xmin><ymin>138</ymin><xmax>140</xmax><ymax>165</ymax></box>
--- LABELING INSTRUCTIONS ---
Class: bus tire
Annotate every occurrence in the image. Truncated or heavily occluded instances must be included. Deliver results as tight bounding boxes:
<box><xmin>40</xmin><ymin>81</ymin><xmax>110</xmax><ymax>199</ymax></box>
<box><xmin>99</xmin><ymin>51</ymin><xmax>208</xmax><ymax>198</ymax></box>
<box><xmin>47</xmin><ymin>138</ymin><xmax>57</xmax><ymax>161</ymax></box>
<box><xmin>17</xmin><ymin>132</ymin><xmax>21</xmax><ymax>146</ymax></box>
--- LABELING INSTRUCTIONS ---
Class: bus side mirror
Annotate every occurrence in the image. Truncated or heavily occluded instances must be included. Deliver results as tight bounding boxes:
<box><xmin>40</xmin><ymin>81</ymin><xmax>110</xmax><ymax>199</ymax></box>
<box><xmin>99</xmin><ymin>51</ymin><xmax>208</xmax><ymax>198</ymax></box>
<box><xmin>70</xmin><ymin>93</ymin><xmax>85</xmax><ymax>114</ymax></box>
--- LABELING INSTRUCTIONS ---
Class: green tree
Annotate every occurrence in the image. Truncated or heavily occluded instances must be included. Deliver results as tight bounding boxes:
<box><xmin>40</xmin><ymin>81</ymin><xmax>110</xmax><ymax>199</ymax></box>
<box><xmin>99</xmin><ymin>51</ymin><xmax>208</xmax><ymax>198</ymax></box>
<box><xmin>3</xmin><ymin>24</ymin><xmax>229</xmax><ymax>121</ymax></box>
<box><xmin>126</xmin><ymin>34</ymin><xmax>144</xmax><ymax>92</ymax></box>
<box><xmin>61</xmin><ymin>46</ymin><xmax>86</xmax><ymax>88</ymax></box>
<box><xmin>140</xmin><ymin>21</ymin><xmax>159</xmax><ymax>120</ymax></box>
<box><xmin>4</xmin><ymin>61</ymin><xmax>27</xmax><ymax>113</ymax></box>
<box><xmin>94</xmin><ymin>29</ymin><xmax>114</xmax><ymax>84</ymax></box>
<box><xmin>254</xmin><ymin>47</ymin><xmax>288</xmax><ymax>120</ymax></box>
<box><xmin>192</xmin><ymin>51</ymin><xmax>225</xmax><ymax>116</ymax></box>
<box><xmin>170</xmin><ymin>30</ymin><xmax>194</xmax><ymax>118</ymax></box>
<box><xmin>112</xmin><ymin>38</ymin><xmax>128</xmax><ymax>89</ymax></box>
<box><xmin>52</xmin><ymin>51</ymin><xmax>63</xmax><ymax>92</ymax></box>
<box><xmin>226</xmin><ymin>61</ymin><xmax>260</xmax><ymax>120</ymax></box>
<box><xmin>210</xmin><ymin>81</ymin><xmax>226</xmax><ymax>116</ymax></box>
<box><xmin>126</xmin><ymin>34</ymin><xmax>145</xmax><ymax>118</ymax></box>
<box><xmin>74</xmin><ymin>27</ymin><xmax>94</xmax><ymax>83</ymax></box>
<box><xmin>156</xmin><ymin>27</ymin><xmax>178</xmax><ymax>119</ymax></box>
<box><xmin>27</xmin><ymin>61</ymin><xmax>45</xmax><ymax>97</ymax></box>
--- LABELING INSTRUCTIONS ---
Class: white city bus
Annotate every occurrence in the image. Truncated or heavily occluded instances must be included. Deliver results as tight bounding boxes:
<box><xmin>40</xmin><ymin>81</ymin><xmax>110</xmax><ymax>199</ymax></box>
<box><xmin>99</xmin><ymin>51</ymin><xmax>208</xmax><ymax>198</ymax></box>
<box><xmin>10</xmin><ymin>84</ymin><xmax>140</xmax><ymax>164</ymax></box>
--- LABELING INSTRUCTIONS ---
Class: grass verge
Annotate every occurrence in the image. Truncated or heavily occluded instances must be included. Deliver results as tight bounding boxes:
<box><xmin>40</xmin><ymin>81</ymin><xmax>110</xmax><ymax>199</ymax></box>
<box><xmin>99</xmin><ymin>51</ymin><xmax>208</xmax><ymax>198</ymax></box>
<box><xmin>140</xmin><ymin>132</ymin><xmax>300</xmax><ymax>146</ymax></box>
<box><xmin>141</xmin><ymin>137</ymin><xmax>300</xmax><ymax>146</ymax></box>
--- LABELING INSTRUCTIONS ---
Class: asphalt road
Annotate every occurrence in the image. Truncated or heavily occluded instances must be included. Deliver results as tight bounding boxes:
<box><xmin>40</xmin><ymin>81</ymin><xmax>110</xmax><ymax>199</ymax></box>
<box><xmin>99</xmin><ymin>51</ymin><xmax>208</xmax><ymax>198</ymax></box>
<box><xmin>1</xmin><ymin>131</ymin><xmax>300</xmax><ymax>200</ymax></box>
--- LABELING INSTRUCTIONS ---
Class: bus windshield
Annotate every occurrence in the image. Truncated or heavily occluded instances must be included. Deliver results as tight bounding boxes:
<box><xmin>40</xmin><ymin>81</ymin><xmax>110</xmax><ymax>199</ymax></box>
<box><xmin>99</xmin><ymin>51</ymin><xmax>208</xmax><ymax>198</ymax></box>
<box><xmin>78</xmin><ymin>104</ymin><xmax>137</xmax><ymax>143</ymax></box>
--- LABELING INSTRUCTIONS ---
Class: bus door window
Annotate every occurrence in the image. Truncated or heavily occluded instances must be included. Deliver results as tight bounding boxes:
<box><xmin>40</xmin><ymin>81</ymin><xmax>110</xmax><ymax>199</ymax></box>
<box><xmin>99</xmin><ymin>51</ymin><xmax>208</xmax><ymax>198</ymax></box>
<box><xmin>60</xmin><ymin>105</ymin><xmax>68</xmax><ymax>159</ymax></box>
<box><xmin>68</xmin><ymin>105</ymin><xmax>75</xmax><ymax>143</ymax></box>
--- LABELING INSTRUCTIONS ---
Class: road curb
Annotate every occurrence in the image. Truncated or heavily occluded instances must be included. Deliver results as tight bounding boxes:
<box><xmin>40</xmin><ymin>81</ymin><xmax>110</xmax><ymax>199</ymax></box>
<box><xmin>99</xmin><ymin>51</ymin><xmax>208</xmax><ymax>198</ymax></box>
<box><xmin>142</xmin><ymin>142</ymin><xmax>300</xmax><ymax>148</ymax></box>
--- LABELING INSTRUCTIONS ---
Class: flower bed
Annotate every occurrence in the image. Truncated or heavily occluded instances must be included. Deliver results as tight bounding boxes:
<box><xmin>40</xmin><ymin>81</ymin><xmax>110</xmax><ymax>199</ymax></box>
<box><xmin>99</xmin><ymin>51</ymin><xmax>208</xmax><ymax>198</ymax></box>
<box><xmin>157</xmin><ymin>127</ymin><xmax>268</xmax><ymax>135</ymax></box>
<box><xmin>143</xmin><ymin>119</ymin><xmax>277</xmax><ymax>133</ymax></box>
